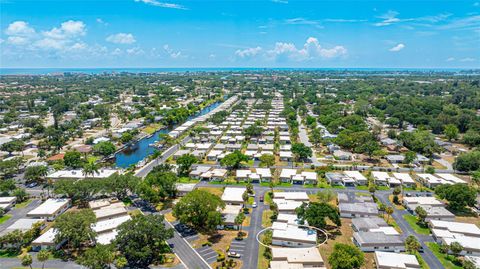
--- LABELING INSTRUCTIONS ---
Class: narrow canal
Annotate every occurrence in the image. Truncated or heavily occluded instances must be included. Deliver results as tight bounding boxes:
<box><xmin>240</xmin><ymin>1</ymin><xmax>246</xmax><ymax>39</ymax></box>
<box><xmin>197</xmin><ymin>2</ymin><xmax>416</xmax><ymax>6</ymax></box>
<box><xmin>115</xmin><ymin>101</ymin><xmax>223</xmax><ymax>168</ymax></box>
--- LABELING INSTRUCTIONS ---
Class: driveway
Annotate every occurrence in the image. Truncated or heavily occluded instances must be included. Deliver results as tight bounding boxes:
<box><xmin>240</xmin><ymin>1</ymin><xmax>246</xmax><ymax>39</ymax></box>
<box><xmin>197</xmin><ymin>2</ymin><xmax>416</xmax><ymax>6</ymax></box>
<box><xmin>0</xmin><ymin>199</ymin><xmax>42</xmax><ymax>231</ymax></box>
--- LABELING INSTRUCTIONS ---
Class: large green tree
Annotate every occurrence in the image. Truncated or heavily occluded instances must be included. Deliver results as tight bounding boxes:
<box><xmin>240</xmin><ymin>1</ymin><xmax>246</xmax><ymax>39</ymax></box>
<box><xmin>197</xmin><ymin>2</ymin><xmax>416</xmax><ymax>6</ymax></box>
<box><xmin>220</xmin><ymin>151</ymin><xmax>249</xmax><ymax>170</ymax></box>
<box><xmin>435</xmin><ymin>184</ymin><xmax>477</xmax><ymax>212</ymax></box>
<box><xmin>114</xmin><ymin>214</ymin><xmax>173</xmax><ymax>268</ymax></box>
<box><xmin>176</xmin><ymin>154</ymin><xmax>197</xmax><ymax>176</ymax></box>
<box><xmin>296</xmin><ymin>202</ymin><xmax>341</xmax><ymax>230</ymax></box>
<box><xmin>291</xmin><ymin>143</ymin><xmax>313</xmax><ymax>161</ymax></box>
<box><xmin>173</xmin><ymin>189</ymin><xmax>225</xmax><ymax>233</ymax></box>
<box><xmin>328</xmin><ymin>243</ymin><xmax>365</xmax><ymax>269</ymax></box>
<box><xmin>54</xmin><ymin>209</ymin><xmax>96</xmax><ymax>251</ymax></box>
<box><xmin>93</xmin><ymin>141</ymin><xmax>116</xmax><ymax>157</ymax></box>
<box><xmin>140</xmin><ymin>171</ymin><xmax>177</xmax><ymax>202</ymax></box>
<box><xmin>77</xmin><ymin>244</ymin><xmax>115</xmax><ymax>269</ymax></box>
<box><xmin>63</xmin><ymin>150</ymin><xmax>84</xmax><ymax>168</ymax></box>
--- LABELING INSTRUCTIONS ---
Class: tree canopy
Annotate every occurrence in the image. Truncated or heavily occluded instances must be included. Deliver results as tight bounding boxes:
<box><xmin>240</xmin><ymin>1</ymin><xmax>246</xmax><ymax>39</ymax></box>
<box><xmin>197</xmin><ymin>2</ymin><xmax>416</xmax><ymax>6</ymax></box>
<box><xmin>173</xmin><ymin>189</ymin><xmax>225</xmax><ymax>233</ymax></box>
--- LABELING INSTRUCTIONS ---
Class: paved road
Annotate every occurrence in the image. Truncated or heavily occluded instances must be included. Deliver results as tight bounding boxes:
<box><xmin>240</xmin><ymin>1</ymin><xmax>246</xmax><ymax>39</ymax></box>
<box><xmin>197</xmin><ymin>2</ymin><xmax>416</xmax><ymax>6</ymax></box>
<box><xmin>297</xmin><ymin>114</ymin><xmax>324</xmax><ymax>167</ymax></box>
<box><xmin>0</xmin><ymin>199</ymin><xmax>42</xmax><ymax>231</ymax></box>
<box><xmin>241</xmin><ymin>187</ymin><xmax>266</xmax><ymax>269</ymax></box>
<box><xmin>158</xmin><ymin>213</ymin><xmax>212</xmax><ymax>269</ymax></box>
<box><xmin>376</xmin><ymin>193</ymin><xmax>444</xmax><ymax>269</ymax></box>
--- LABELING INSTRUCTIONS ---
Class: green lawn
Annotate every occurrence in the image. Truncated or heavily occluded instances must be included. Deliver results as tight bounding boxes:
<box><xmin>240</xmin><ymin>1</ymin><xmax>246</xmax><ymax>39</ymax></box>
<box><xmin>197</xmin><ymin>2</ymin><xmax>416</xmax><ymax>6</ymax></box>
<box><xmin>403</xmin><ymin>215</ymin><xmax>430</xmax><ymax>235</ymax></box>
<box><xmin>14</xmin><ymin>199</ymin><xmax>32</xmax><ymax>209</ymax></box>
<box><xmin>0</xmin><ymin>214</ymin><xmax>12</xmax><ymax>224</ymax></box>
<box><xmin>317</xmin><ymin>182</ymin><xmax>332</xmax><ymax>189</ymax></box>
<box><xmin>332</xmin><ymin>185</ymin><xmax>346</xmax><ymax>189</ymax></box>
<box><xmin>355</xmin><ymin>185</ymin><xmax>369</xmax><ymax>190</ymax></box>
<box><xmin>264</xmin><ymin>192</ymin><xmax>273</xmax><ymax>205</ymax></box>
<box><xmin>178</xmin><ymin>177</ymin><xmax>200</xmax><ymax>183</ymax></box>
<box><xmin>376</xmin><ymin>186</ymin><xmax>390</xmax><ymax>191</ymax></box>
<box><xmin>426</xmin><ymin>242</ymin><xmax>463</xmax><ymax>269</ymax></box>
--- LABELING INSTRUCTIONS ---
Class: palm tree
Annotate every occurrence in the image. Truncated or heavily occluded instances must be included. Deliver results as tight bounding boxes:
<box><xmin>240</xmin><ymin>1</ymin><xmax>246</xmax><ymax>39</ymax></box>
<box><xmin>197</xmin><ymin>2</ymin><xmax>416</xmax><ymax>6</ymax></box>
<box><xmin>37</xmin><ymin>250</ymin><xmax>50</xmax><ymax>269</ymax></box>
<box><xmin>385</xmin><ymin>206</ymin><xmax>394</xmax><ymax>223</ymax></box>
<box><xmin>82</xmin><ymin>160</ymin><xmax>100</xmax><ymax>178</ymax></box>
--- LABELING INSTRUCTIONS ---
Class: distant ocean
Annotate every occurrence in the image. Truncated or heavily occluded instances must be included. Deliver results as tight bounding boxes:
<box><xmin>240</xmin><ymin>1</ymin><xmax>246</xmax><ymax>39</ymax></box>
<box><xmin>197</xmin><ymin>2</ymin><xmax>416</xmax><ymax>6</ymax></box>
<box><xmin>0</xmin><ymin>67</ymin><xmax>475</xmax><ymax>75</ymax></box>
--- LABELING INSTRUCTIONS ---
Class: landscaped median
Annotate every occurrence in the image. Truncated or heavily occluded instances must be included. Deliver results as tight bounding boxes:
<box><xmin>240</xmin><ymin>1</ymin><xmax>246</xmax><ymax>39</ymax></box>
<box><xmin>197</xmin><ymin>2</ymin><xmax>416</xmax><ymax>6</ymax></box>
<box><xmin>426</xmin><ymin>242</ymin><xmax>463</xmax><ymax>269</ymax></box>
<box><xmin>403</xmin><ymin>215</ymin><xmax>430</xmax><ymax>235</ymax></box>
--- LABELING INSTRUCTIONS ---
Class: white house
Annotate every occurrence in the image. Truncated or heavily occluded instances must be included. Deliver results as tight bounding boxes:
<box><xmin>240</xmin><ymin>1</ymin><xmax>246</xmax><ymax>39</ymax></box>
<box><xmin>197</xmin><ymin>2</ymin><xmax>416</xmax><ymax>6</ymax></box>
<box><xmin>27</xmin><ymin>198</ymin><xmax>71</xmax><ymax>221</ymax></box>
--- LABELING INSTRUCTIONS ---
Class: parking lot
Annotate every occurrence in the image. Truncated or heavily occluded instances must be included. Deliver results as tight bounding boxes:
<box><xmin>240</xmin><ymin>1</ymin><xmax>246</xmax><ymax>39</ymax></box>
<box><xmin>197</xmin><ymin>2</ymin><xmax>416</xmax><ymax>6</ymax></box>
<box><xmin>196</xmin><ymin>245</ymin><xmax>218</xmax><ymax>264</ymax></box>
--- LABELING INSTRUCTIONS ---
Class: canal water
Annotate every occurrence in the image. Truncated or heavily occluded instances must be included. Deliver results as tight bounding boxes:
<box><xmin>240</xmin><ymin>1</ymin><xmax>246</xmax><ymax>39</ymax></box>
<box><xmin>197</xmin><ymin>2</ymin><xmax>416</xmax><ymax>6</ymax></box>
<box><xmin>115</xmin><ymin>101</ymin><xmax>222</xmax><ymax>168</ymax></box>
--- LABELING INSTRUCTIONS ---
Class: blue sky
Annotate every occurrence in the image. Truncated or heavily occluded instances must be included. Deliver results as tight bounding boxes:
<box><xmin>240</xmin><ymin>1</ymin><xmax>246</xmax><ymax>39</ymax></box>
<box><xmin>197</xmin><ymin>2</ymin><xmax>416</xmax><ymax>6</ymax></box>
<box><xmin>0</xmin><ymin>0</ymin><xmax>479</xmax><ymax>68</ymax></box>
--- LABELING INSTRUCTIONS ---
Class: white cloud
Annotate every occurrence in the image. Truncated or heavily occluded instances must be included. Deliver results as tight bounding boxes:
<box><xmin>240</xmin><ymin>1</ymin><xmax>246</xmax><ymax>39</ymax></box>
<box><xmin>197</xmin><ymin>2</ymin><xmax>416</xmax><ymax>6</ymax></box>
<box><xmin>374</xmin><ymin>11</ymin><xmax>402</xmax><ymax>26</ymax></box>
<box><xmin>60</xmin><ymin>20</ymin><xmax>86</xmax><ymax>36</ymax></box>
<box><xmin>134</xmin><ymin>0</ymin><xmax>187</xmax><ymax>10</ymax></box>
<box><xmin>5</xmin><ymin>21</ymin><xmax>35</xmax><ymax>36</ymax></box>
<box><xmin>460</xmin><ymin>57</ymin><xmax>476</xmax><ymax>62</ymax></box>
<box><xmin>106</xmin><ymin>33</ymin><xmax>136</xmax><ymax>44</ymax></box>
<box><xmin>96</xmin><ymin>18</ymin><xmax>108</xmax><ymax>25</ymax></box>
<box><xmin>389</xmin><ymin>43</ymin><xmax>405</xmax><ymax>52</ymax></box>
<box><xmin>126</xmin><ymin>47</ymin><xmax>145</xmax><ymax>55</ymax></box>
<box><xmin>163</xmin><ymin>44</ymin><xmax>184</xmax><ymax>58</ymax></box>
<box><xmin>266</xmin><ymin>37</ymin><xmax>347</xmax><ymax>61</ymax></box>
<box><xmin>111</xmin><ymin>48</ymin><xmax>123</xmax><ymax>55</ymax></box>
<box><xmin>42</xmin><ymin>20</ymin><xmax>86</xmax><ymax>40</ymax></box>
<box><xmin>7</xmin><ymin>36</ymin><xmax>29</xmax><ymax>45</ymax></box>
<box><xmin>235</xmin><ymin>46</ymin><xmax>262</xmax><ymax>58</ymax></box>
<box><xmin>324</xmin><ymin>18</ymin><xmax>368</xmax><ymax>23</ymax></box>
<box><xmin>446</xmin><ymin>57</ymin><xmax>455</xmax><ymax>62</ymax></box>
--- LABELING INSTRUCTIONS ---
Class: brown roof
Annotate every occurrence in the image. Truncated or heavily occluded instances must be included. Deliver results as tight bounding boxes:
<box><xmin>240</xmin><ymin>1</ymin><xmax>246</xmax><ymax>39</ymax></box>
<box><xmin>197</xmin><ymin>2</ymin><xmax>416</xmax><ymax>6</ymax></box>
<box><xmin>47</xmin><ymin>153</ymin><xmax>65</xmax><ymax>161</ymax></box>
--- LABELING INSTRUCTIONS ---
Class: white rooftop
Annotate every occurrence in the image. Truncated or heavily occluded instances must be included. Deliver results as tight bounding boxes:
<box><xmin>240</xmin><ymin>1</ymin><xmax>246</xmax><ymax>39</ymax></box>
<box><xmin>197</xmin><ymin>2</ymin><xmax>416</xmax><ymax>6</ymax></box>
<box><xmin>221</xmin><ymin>187</ymin><xmax>246</xmax><ymax>203</ymax></box>
<box><xmin>374</xmin><ymin>251</ymin><xmax>420</xmax><ymax>269</ymax></box>
<box><xmin>28</xmin><ymin>198</ymin><xmax>70</xmax><ymax>217</ymax></box>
